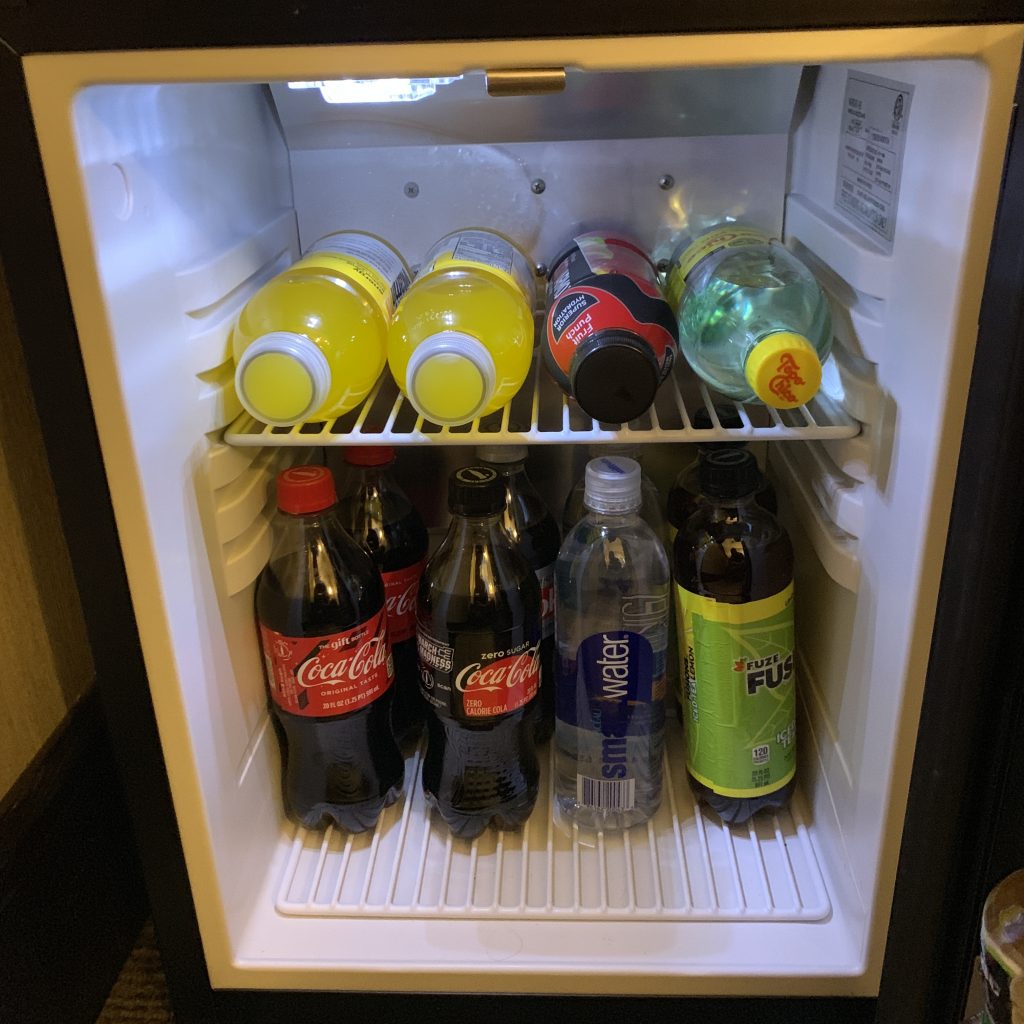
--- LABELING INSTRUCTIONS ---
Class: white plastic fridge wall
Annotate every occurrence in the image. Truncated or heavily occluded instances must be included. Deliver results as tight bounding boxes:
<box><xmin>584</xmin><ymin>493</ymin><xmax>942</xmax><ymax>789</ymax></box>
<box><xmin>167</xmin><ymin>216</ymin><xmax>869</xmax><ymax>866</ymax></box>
<box><xmin>22</xmin><ymin>26</ymin><xmax>1023</xmax><ymax>995</ymax></box>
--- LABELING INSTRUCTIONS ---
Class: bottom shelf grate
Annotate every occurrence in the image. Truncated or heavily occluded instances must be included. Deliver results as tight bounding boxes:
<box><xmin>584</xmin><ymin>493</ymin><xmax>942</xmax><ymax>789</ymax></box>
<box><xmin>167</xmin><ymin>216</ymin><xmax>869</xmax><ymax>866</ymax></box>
<box><xmin>276</xmin><ymin>721</ymin><xmax>831</xmax><ymax>923</ymax></box>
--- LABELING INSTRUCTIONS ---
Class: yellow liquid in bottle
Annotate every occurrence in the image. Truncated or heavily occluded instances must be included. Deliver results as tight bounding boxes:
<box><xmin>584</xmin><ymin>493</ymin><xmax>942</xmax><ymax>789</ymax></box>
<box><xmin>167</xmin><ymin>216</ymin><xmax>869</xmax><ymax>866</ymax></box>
<box><xmin>232</xmin><ymin>266</ymin><xmax>387</xmax><ymax>424</ymax></box>
<box><xmin>388</xmin><ymin>268</ymin><xmax>534</xmax><ymax>425</ymax></box>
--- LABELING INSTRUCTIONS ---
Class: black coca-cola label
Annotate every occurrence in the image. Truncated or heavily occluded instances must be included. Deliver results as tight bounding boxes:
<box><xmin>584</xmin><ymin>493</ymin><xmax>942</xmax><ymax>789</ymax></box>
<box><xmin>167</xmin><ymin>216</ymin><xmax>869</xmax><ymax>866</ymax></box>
<box><xmin>417</xmin><ymin>624</ymin><xmax>540</xmax><ymax>721</ymax></box>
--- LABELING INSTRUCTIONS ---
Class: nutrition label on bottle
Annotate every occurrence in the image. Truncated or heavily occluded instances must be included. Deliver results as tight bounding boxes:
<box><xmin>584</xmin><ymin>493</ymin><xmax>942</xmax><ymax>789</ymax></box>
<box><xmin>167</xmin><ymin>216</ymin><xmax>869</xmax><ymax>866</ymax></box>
<box><xmin>305</xmin><ymin>232</ymin><xmax>412</xmax><ymax>318</ymax></box>
<box><xmin>422</xmin><ymin>229</ymin><xmax>535</xmax><ymax>305</ymax></box>
<box><xmin>834</xmin><ymin>71</ymin><xmax>914</xmax><ymax>251</ymax></box>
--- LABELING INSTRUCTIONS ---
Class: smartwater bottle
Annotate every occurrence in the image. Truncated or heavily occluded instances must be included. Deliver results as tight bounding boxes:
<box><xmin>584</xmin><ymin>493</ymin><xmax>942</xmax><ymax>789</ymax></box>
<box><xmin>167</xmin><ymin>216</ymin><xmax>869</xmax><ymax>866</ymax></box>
<box><xmin>554</xmin><ymin>456</ymin><xmax>670</xmax><ymax>831</ymax></box>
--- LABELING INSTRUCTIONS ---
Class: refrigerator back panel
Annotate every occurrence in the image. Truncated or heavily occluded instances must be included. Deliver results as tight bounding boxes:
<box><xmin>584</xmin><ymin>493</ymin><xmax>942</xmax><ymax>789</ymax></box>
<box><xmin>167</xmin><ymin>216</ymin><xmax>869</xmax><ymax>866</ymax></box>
<box><xmin>22</xmin><ymin>25</ymin><xmax>1023</xmax><ymax>995</ymax></box>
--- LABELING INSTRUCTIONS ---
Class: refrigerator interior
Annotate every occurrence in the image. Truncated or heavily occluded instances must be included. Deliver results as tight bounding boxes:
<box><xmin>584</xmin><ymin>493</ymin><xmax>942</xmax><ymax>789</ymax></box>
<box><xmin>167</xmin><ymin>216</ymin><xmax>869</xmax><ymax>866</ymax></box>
<box><xmin>22</xmin><ymin>26</ymin><xmax>1023</xmax><ymax>996</ymax></box>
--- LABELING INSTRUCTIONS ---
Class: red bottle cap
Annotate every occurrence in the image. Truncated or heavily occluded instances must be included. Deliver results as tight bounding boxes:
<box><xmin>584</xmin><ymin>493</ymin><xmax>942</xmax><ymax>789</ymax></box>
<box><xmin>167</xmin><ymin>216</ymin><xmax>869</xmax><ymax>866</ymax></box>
<box><xmin>276</xmin><ymin>466</ymin><xmax>338</xmax><ymax>514</ymax></box>
<box><xmin>343</xmin><ymin>446</ymin><xmax>395</xmax><ymax>467</ymax></box>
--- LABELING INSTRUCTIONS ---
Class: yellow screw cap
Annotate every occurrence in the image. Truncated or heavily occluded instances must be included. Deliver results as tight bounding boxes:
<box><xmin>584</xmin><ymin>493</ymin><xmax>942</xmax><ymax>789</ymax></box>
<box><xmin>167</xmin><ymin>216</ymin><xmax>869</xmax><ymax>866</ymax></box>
<box><xmin>407</xmin><ymin>332</ymin><xmax>495</xmax><ymax>425</ymax></box>
<box><xmin>745</xmin><ymin>332</ymin><xmax>822</xmax><ymax>409</ymax></box>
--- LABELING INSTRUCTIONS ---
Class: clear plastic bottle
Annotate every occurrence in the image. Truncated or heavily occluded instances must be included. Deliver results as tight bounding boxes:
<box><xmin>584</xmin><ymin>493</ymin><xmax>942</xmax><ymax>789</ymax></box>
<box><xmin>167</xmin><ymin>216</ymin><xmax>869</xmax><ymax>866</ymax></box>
<box><xmin>255</xmin><ymin>466</ymin><xmax>404</xmax><ymax>833</ymax></box>
<box><xmin>561</xmin><ymin>444</ymin><xmax>664</xmax><ymax>539</ymax></box>
<box><xmin>543</xmin><ymin>232</ymin><xmax>678</xmax><ymax>423</ymax></box>
<box><xmin>233</xmin><ymin>231</ymin><xmax>410</xmax><ymax>426</ymax></box>
<box><xmin>675</xmin><ymin>449</ymin><xmax>796</xmax><ymax>825</ymax></box>
<box><xmin>666</xmin><ymin>404</ymin><xmax>777</xmax><ymax>546</ymax></box>
<box><xmin>664</xmin><ymin>224</ymin><xmax>832</xmax><ymax>408</ymax></box>
<box><xmin>555</xmin><ymin>457</ymin><xmax>669</xmax><ymax>831</ymax></box>
<box><xmin>336</xmin><ymin>446</ymin><xmax>429</xmax><ymax>746</ymax></box>
<box><xmin>388</xmin><ymin>229</ymin><xmax>536</xmax><ymax>426</ymax></box>
<box><xmin>980</xmin><ymin>870</ymin><xmax>1024</xmax><ymax>1023</ymax></box>
<box><xmin>417</xmin><ymin>466</ymin><xmax>542</xmax><ymax>839</ymax></box>
<box><xmin>477</xmin><ymin>445</ymin><xmax>561</xmax><ymax>745</ymax></box>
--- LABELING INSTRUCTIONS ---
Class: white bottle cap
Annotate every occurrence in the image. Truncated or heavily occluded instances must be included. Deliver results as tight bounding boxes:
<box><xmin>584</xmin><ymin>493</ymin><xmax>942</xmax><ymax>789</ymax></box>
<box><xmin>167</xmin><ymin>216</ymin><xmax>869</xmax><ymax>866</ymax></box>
<box><xmin>476</xmin><ymin>444</ymin><xmax>527</xmax><ymax>464</ymax></box>
<box><xmin>405</xmin><ymin>331</ymin><xmax>497</xmax><ymax>426</ymax></box>
<box><xmin>584</xmin><ymin>456</ymin><xmax>642</xmax><ymax>514</ymax></box>
<box><xmin>234</xmin><ymin>331</ymin><xmax>331</xmax><ymax>426</ymax></box>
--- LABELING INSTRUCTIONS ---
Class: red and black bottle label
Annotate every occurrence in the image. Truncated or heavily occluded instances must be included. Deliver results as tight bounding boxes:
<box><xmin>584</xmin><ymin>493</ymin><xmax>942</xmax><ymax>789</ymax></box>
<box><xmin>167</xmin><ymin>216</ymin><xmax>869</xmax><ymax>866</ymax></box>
<box><xmin>260</xmin><ymin>607</ymin><xmax>394</xmax><ymax>718</ymax></box>
<box><xmin>544</xmin><ymin>234</ymin><xmax>678</xmax><ymax>383</ymax></box>
<box><xmin>381</xmin><ymin>558</ymin><xmax>426</xmax><ymax>644</ymax></box>
<box><xmin>417</xmin><ymin>625</ymin><xmax>540</xmax><ymax>720</ymax></box>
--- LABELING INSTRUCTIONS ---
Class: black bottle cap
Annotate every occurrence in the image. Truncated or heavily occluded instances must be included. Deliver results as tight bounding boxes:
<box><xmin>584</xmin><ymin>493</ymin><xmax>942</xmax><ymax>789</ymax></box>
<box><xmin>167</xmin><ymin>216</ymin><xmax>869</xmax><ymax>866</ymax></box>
<box><xmin>570</xmin><ymin>331</ymin><xmax>660</xmax><ymax>424</ymax></box>
<box><xmin>699</xmin><ymin>448</ymin><xmax>761</xmax><ymax>500</ymax></box>
<box><xmin>692</xmin><ymin>404</ymin><xmax>749</xmax><ymax>451</ymax></box>
<box><xmin>449</xmin><ymin>465</ymin><xmax>503</xmax><ymax>516</ymax></box>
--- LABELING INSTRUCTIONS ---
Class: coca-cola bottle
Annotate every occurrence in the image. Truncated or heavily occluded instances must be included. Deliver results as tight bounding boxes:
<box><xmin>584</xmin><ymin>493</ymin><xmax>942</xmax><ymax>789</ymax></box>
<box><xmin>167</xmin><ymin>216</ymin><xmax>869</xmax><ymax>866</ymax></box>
<box><xmin>256</xmin><ymin>465</ymin><xmax>404</xmax><ymax>833</ymax></box>
<box><xmin>477</xmin><ymin>445</ymin><xmax>560</xmax><ymax>744</ymax></box>
<box><xmin>336</xmin><ymin>446</ymin><xmax>429</xmax><ymax>746</ymax></box>
<box><xmin>417</xmin><ymin>465</ymin><xmax>542</xmax><ymax>839</ymax></box>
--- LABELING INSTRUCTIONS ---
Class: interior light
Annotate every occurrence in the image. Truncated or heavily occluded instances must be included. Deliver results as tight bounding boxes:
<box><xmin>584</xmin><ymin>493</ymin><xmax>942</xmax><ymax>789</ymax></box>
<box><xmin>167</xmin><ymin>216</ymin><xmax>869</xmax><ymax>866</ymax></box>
<box><xmin>288</xmin><ymin>77</ymin><xmax>462</xmax><ymax>104</ymax></box>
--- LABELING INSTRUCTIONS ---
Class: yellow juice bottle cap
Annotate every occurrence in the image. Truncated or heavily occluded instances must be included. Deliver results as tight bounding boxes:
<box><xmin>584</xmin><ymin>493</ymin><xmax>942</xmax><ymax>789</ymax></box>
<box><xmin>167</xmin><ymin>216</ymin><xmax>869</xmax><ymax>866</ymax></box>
<box><xmin>744</xmin><ymin>331</ymin><xmax>822</xmax><ymax>409</ymax></box>
<box><xmin>235</xmin><ymin>332</ymin><xmax>331</xmax><ymax>426</ymax></box>
<box><xmin>406</xmin><ymin>332</ymin><xmax>496</xmax><ymax>426</ymax></box>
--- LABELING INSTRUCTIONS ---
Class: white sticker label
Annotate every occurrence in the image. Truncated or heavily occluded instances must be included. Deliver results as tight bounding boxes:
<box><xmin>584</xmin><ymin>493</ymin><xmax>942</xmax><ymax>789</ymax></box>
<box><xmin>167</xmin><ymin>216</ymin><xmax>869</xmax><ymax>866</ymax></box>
<box><xmin>307</xmin><ymin>233</ymin><xmax>411</xmax><ymax>314</ymax></box>
<box><xmin>422</xmin><ymin>229</ymin><xmax>535</xmax><ymax>306</ymax></box>
<box><xmin>834</xmin><ymin>71</ymin><xmax>914</xmax><ymax>251</ymax></box>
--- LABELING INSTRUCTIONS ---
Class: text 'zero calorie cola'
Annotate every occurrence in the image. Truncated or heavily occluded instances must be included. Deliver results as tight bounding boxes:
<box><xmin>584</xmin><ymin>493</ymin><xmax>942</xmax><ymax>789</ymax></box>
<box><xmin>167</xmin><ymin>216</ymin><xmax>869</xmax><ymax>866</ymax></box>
<box><xmin>336</xmin><ymin>446</ymin><xmax>429</xmax><ymax>746</ymax></box>
<box><xmin>233</xmin><ymin>231</ymin><xmax>411</xmax><ymax>426</ymax></box>
<box><xmin>665</xmin><ymin>224</ymin><xmax>832</xmax><ymax>409</ymax></box>
<box><xmin>417</xmin><ymin>466</ymin><xmax>542</xmax><ymax>839</ymax></box>
<box><xmin>388</xmin><ymin>229</ymin><xmax>536</xmax><ymax>426</ymax></box>
<box><xmin>555</xmin><ymin>457</ymin><xmax>669</xmax><ymax>831</ymax></box>
<box><xmin>256</xmin><ymin>466</ymin><xmax>404</xmax><ymax>833</ymax></box>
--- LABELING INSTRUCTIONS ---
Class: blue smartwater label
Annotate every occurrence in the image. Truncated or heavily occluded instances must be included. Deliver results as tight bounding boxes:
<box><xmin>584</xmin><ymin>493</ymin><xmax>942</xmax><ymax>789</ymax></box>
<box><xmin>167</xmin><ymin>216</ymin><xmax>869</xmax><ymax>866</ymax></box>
<box><xmin>558</xmin><ymin>629</ymin><xmax>664</xmax><ymax>810</ymax></box>
<box><xmin>557</xmin><ymin>629</ymin><xmax>662</xmax><ymax>735</ymax></box>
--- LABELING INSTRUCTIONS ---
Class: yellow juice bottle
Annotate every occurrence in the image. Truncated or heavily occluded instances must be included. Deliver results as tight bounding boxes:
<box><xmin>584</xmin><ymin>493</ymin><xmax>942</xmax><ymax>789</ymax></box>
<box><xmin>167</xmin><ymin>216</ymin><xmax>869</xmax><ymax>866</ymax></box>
<box><xmin>388</xmin><ymin>229</ymin><xmax>535</xmax><ymax>426</ymax></box>
<box><xmin>232</xmin><ymin>232</ymin><xmax>410</xmax><ymax>426</ymax></box>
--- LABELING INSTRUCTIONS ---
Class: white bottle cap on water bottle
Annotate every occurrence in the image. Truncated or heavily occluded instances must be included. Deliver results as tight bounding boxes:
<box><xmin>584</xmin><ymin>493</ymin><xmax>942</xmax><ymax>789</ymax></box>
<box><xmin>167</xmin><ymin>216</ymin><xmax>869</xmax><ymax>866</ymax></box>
<box><xmin>584</xmin><ymin>456</ymin><xmax>642</xmax><ymax>514</ymax></box>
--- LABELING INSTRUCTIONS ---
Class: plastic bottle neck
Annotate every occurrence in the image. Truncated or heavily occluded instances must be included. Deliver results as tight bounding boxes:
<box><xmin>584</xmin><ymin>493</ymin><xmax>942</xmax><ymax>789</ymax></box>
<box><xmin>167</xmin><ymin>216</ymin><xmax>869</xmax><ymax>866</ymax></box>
<box><xmin>705</xmin><ymin>489</ymin><xmax>760</xmax><ymax>511</ymax></box>
<box><xmin>583</xmin><ymin>504</ymin><xmax>643</xmax><ymax>525</ymax></box>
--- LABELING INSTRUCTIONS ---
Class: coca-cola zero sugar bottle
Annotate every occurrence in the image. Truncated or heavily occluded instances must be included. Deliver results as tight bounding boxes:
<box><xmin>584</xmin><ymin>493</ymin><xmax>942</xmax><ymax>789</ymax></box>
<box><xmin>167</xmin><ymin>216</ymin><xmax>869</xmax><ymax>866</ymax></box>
<box><xmin>477</xmin><ymin>445</ymin><xmax>560</xmax><ymax>744</ymax></box>
<box><xmin>417</xmin><ymin>465</ymin><xmax>542</xmax><ymax>839</ymax></box>
<box><xmin>337</xmin><ymin>446</ymin><xmax>429</xmax><ymax>745</ymax></box>
<box><xmin>257</xmin><ymin>465</ymin><xmax>404</xmax><ymax>833</ymax></box>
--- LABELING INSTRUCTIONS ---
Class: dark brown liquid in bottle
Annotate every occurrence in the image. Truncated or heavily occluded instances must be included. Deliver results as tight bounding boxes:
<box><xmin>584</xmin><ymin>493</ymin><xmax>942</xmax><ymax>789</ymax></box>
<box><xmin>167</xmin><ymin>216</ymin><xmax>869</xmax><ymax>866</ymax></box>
<box><xmin>418</xmin><ymin>512</ymin><xmax>541</xmax><ymax>840</ymax></box>
<box><xmin>336</xmin><ymin>464</ymin><xmax>429</xmax><ymax>747</ymax></box>
<box><xmin>257</xmin><ymin>508</ymin><xmax>404</xmax><ymax>832</ymax></box>
<box><xmin>674</xmin><ymin>491</ymin><xmax>795</xmax><ymax>825</ymax></box>
<box><xmin>491</xmin><ymin>461</ymin><xmax>560</xmax><ymax>745</ymax></box>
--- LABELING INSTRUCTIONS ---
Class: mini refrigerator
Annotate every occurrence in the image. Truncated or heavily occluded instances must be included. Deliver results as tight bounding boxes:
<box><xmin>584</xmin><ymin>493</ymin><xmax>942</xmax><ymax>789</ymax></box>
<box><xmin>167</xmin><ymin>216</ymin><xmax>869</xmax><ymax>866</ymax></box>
<box><xmin>3</xmin><ymin>4</ymin><xmax>1024</xmax><ymax>1023</ymax></box>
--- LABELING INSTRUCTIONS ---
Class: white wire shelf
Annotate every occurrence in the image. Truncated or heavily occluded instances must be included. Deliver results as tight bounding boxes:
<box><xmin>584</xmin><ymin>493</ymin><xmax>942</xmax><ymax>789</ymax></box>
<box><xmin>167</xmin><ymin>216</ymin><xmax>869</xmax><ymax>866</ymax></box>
<box><xmin>275</xmin><ymin>719</ymin><xmax>831</xmax><ymax>923</ymax></box>
<box><xmin>226</xmin><ymin>353</ymin><xmax>861</xmax><ymax>447</ymax></box>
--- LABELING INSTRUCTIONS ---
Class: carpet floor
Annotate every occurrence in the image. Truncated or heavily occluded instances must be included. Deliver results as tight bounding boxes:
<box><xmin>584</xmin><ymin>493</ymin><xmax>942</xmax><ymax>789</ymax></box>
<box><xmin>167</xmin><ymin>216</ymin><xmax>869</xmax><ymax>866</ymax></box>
<box><xmin>95</xmin><ymin>921</ymin><xmax>174</xmax><ymax>1023</ymax></box>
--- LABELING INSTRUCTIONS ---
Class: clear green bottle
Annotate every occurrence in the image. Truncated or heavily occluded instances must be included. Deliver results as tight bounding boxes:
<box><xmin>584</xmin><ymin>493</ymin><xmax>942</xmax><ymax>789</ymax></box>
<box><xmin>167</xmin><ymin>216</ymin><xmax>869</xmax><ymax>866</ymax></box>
<box><xmin>665</xmin><ymin>225</ymin><xmax>833</xmax><ymax>409</ymax></box>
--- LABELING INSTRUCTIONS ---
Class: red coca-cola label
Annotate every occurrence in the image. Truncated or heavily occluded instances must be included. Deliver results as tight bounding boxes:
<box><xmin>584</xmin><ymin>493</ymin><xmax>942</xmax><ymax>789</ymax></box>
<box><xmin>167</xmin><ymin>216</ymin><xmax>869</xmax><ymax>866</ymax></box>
<box><xmin>381</xmin><ymin>558</ymin><xmax>425</xmax><ymax>644</ymax></box>
<box><xmin>418</xmin><ymin>626</ymin><xmax>540</xmax><ymax>720</ymax></box>
<box><xmin>260</xmin><ymin>607</ymin><xmax>394</xmax><ymax>718</ymax></box>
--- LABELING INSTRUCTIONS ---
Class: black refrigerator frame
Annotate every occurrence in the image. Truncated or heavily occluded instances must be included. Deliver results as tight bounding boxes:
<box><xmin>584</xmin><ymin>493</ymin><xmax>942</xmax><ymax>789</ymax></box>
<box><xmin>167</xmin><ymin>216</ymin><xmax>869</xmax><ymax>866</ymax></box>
<box><xmin>2</xmin><ymin>4</ymin><xmax>1024</xmax><ymax>1023</ymax></box>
